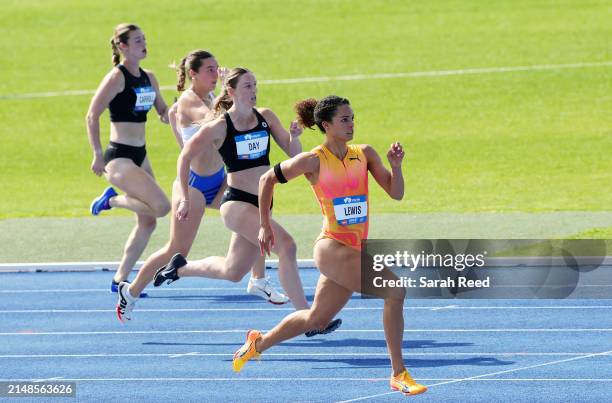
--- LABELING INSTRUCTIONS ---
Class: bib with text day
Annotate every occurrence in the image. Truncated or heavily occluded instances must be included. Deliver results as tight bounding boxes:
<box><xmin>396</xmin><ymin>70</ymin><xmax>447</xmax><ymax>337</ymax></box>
<box><xmin>235</xmin><ymin>131</ymin><xmax>269</xmax><ymax>160</ymax></box>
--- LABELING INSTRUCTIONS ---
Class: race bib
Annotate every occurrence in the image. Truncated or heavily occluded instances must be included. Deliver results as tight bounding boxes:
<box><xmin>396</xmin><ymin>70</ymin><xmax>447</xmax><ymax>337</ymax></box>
<box><xmin>333</xmin><ymin>195</ymin><xmax>368</xmax><ymax>226</ymax></box>
<box><xmin>235</xmin><ymin>130</ymin><xmax>269</xmax><ymax>160</ymax></box>
<box><xmin>133</xmin><ymin>86</ymin><xmax>156</xmax><ymax>112</ymax></box>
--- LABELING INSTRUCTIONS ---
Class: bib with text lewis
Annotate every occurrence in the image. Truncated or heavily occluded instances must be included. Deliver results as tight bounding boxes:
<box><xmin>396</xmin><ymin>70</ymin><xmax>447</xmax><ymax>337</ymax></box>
<box><xmin>333</xmin><ymin>195</ymin><xmax>368</xmax><ymax>226</ymax></box>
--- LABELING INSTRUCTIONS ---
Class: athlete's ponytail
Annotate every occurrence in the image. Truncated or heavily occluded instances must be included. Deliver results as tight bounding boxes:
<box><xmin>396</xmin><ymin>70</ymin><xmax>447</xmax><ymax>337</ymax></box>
<box><xmin>110</xmin><ymin>23</ymin><xmax>140</xmax><ymax>66</ymax></box>
<box><xmin>213</xmin><ymin>67</ymin><xmax>250</xmax><ymax>114</ymax></box>
<box><xmin>294</xmin><ymin>95</ymin><xmax>350</xmax><ymax>133</ymax></box>
<box><xmin>176</xmin><ymin>57</ymin><xmax>188</xmax><ymax>92</ymax></box>
<box><xmin>213</xmin><ymin>87</ymin><xmax>233</xmax><ymax>114</ymax></box>
<box><xmin>110</xmin><ymin>39</ymin><xmax>121</xmax><ymax>66</ymax></box>
<box><xmin>294</xmin><ymin>98</ymin><xmax>317</xmax><ymax>130</ymax></box>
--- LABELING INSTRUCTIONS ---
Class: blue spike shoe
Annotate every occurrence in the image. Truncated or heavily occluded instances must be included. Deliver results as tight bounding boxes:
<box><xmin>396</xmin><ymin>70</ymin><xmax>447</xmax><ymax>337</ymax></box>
<box><xmin>90</xmin><ymin>186</ymin><xmax>118</xmax><ymax>215</ymax></box>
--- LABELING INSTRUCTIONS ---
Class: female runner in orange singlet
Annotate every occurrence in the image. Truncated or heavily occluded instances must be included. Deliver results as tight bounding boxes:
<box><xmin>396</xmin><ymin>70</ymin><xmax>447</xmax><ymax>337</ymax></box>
<box><xmin>232</xmin><ymin>96</ymin><xmax>427</xmax><ymax>396</ymax></box>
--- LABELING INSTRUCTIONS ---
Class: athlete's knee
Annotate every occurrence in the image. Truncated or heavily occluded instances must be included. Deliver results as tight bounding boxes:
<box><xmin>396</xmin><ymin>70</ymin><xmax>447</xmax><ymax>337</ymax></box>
<box><xmin>107</xmin><ymin>169</ymin><xmax>123</xmax><ymax>184</ymax></box>
<box><xmin>225</xmin><ymin>269</ymin><xmax>244</xmax><ymax>283</ymax></box>
<box><xmin>151</xmin><ymin>198</ymin><xmax>171</xmax><ymax>217</ymax></box>
<box><xmin>305</xmin><ymin>310</ymin><xmax>334</xmax><ymax>331</ymax></box>
<box><xmin>275</xmin><ymin>233</ymin><xmax>297</xmax><ymax>259</ymax></box>
<box><xmin>222</xmin><ymin>262</ymin><xmax>245</xmax><ymax>283</ymax></box>
<box><xmin>220</xmin><ymin>211</ymin><xmax>240</xmax><ymax>232</ymax></box>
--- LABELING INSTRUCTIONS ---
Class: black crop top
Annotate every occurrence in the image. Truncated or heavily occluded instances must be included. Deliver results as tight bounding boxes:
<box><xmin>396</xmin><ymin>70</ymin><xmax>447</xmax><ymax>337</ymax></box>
<box><xmin>108</xmin><ymin>65</ymin><xmax>156</xmax><ymax>123</ymax></box>
<box><xmin>218</xmin><ymin>109</ymin><xmax>271</xmax><ymax>173</ymax></box>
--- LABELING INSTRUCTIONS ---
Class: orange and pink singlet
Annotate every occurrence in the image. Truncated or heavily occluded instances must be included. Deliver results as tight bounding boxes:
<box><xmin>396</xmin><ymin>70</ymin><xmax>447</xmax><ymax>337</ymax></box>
<box><xmin>311</xmin><ymin>144</ymin><xmax>369</xmax><ymax>251</ymax></box>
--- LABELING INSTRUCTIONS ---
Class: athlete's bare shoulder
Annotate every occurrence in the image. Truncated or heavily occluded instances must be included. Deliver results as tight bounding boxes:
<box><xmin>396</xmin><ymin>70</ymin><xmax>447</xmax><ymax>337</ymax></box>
<box><xmin>295</xmin><ymin>151</ymin><xmax>321</xmax><ymax>183</ymax></box>
<box><xmin>297</xmin><ymin>151</ymin><xmax>320</xmax><ymax>172</ymax></box>
<box><xmin>359</xmin><ymin>144</ymin><xmax>376</xmax><ymax>157</ymax></box>
<box><xmin>97</xmin><ymin>67</ymin><xmax>125</xmax><ymax>94</ymax></box>
<box><xmin>178</xmin><ymin>89</ymin><xmax>204</xmax><ymax>108</ymax></box>
<box><xmin>257</xmin><ymin>107</ymin><xmax>278</xmax><ymax>122</ymax></box>
<box><xmin>107</xmin><ymin>66</ymin><xmax>124</xmax><ymax>79</ymax></box>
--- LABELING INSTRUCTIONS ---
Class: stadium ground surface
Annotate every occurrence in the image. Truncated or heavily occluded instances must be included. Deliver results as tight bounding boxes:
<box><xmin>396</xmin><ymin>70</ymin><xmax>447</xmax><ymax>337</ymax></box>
<box><xmin>1</xmin><ymin>268</ymin><xmax>612</xmax><ymax>402</ymax></box>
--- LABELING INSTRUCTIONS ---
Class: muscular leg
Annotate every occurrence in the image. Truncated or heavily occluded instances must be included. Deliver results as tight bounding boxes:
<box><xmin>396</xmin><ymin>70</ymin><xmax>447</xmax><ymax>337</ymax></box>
<box><xmin>257</xmin><ymin>274</ymin><xmax>352</xmax><ymax>352</ymax></box>
<box><xmin>127</xmin><ymin>180</ymin><xmax>206</xmax><ymax>296</ymax></box>
<box><xmin>259</xmin><ymin>238</ymin><xmax>408</xmax><ymax>376</ymax></box>
<box><xmin>109</xmin><ymin>158</ymin><xmax>170</xmax><ymax>282</ymax></box>
<box><xmin>194</xmin><ymin>179</ymin><xmax>265</xmax><ymax>281</ymax></box>
<box><xmin>221</xmin><ymin>201</ymin><xmax>307</xmax><ymax>309</ymax></box>
<box><xmin>114</xmin><ymin>213</ymin><xmax>157</xmax><ymax>282</ymax></box>
<box><xmin>178</xmin><ymin>232</ymin><xmax>258</xmax><ymax>282</ymax></box>
<box><xmin>105</xmin><ymin>158</ymin><xmax>171</xmax><ymax>218</ymax></box>
<box><xmin>384</xmin><ymin>295</ymin><xmax>406</xmax><ymax>376</ymax></box>
<box><xmin>173</xmin><ymin>200</ymin><xmax>306</xmax><ymax>307</ymax></box>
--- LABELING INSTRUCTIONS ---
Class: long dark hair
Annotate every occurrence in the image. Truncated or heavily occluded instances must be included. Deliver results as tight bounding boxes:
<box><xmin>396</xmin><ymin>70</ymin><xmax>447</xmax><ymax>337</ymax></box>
<box><xmin>294</xmin><ymin>95</ymin><xmax>350</xmax><ymax>132</ymax></box>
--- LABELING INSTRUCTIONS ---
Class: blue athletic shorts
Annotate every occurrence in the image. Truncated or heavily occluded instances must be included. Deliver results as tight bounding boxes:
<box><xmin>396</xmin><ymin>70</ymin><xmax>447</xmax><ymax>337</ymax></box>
<box><xmin>188</xmin><ymin>167</ymin><xmax>226</xmax><ymax>205</ymax></box>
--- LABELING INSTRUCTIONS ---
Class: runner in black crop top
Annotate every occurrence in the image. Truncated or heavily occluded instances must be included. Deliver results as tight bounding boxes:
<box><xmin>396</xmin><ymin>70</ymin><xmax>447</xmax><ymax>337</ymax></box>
<box><xmin>218</xmin><ymin>109</ymin><xmax>271</xmax><ymax>172</ymax></box>
<box><xmin>86</xmin><ymin>24</ymin><xmax>171</xmax><ymax>298</ymax></box>
<box><xmin>108</xmin><ymin>65</ymin><xmax>156</xmax><ymax>123</ymax></box>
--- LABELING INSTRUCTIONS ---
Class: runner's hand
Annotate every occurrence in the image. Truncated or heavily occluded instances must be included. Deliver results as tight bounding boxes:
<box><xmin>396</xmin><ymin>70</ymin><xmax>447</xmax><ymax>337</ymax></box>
<box><xmin>176</xmin><ymin>199</ymin><xmax>190</xmax><ymax>221</ymax></box>
<box><xmin>387</xmin><ymin>142</ymin><xmax>404</xmax><ymax>168</ymax></box>
<box><xmin>258</xmin><ymin>224</ymin><xmax>275</xmax><ymax>256</ymax></box>
<box><xmin>218</xmin><ymin>67</ymin><xmax>229</xmax><ymax>87</ymax></box>
<box><xmin>91</xmin><ymin>153</ymin><xmax>106</xmax><ymax>176</ymax></box>
<box><xmin>289</xmin><ymin>120</ymin><xmax>303</xmax><ymax>138</ymax></box>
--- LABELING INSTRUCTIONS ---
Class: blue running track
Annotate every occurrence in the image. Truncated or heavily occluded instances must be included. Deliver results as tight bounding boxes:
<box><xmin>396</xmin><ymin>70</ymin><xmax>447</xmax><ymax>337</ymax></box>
<box><xmin>0</xmin><ymin>269</ymin><xmax>611</xmax><ymax>402</ymax></box>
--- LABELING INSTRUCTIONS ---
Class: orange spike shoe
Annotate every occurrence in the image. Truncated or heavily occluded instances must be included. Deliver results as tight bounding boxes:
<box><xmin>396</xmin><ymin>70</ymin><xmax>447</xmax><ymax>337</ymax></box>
<box><xmin>390</xmin><ymin>369</ymin><xmax>427</xmax><ymax>396</ymax></box>
<box><xmin>232</xmin><ymin>330</ymin><xmax>262</xmax><ymax>372</ymax></box>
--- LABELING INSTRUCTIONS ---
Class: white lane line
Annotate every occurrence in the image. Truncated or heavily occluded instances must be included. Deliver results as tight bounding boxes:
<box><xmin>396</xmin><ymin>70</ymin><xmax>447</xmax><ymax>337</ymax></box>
<box><xmin>2</xmin><ymin>306</ymin><xmax>611</xmax><ymax>313</ymax></box>
<box><xmin>337</xmin><ymin>349</ymin><xmax>612</xmax><ymax>402</ymax></box>
<box><xmin>4</xmin><ymin>328</ymin><xmax>612</xmax><ymax>336</ymax></box>
<box><xmin>3</xmin><ymin>286</ymin><xmax>612</xmax><ymax>293</ymax></box>
<box><xmin>2</xmin><ymin>377</ymin><xmax>612</xmax><ymax>382</ymax></box>
<box><xmin>1</xmin><ymin>61</ymin><xmax>610</xmax><ymax>100</ymax></box>
<box><xmin>434</xmin><ymin>378</ymin><xmax>612</xmax><ymax>382</ymax></box>
<box><xmin>31</xmin><ymin>377</ymin><xmax>65</xmax><ymax>383</ymax></box>
<box><xmin>0</xmin><ymin>287</ymin><xmax>316</xmax><ymax>293</ymax></box>
<box><xmin>260</xmin><ymin>61</ymin><xmax>612</xmax><ymax>84</ymax></box>
<box><xmin>0</xmin><ymin>259</ymin><xmax>313</xmax><ymax>271</ymax></box>
<box><xmin>168</xmin><ymin>351</ymin><xmax>200</xmax><ymax>359</ymax></box>
<box><xmin>0</xmin><ymin>352</ymin><xmax>605</xmax><ymax>359</ymax></box>
<box><xmin>0</xmin><ymin>307</ymin><xmax>382</xmax><ymax>313</ymax></box>
<box><xmin>0</xmin><ymin>377</ymin><xmax>380</xmax><ymax>382</ymax></box>
<box><xmin>437</xmin><ymin>306</ymin><xmax>612</xmax><ymax>309</ymax></box>
<box><xmin>430</xmin><ymin>305</ymin><xmax>458</xmax><ymax>311</ymax></box>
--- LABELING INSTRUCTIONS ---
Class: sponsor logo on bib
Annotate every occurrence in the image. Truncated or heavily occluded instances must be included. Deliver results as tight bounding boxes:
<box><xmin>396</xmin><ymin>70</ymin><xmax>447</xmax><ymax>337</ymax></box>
<box><xmin>235</xmin><ymin>130</ymin><xmax>269</xmax><ymax>160</ymax></box>
<box><xmin>333</xmin><ymin>195</ymin><xmax>368</xmax><ymax>226</ymax></box>
<box><xmin>133</xmin><ymin>86</ymin><xmax>156</xmax><ymax>112</ymax></box>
